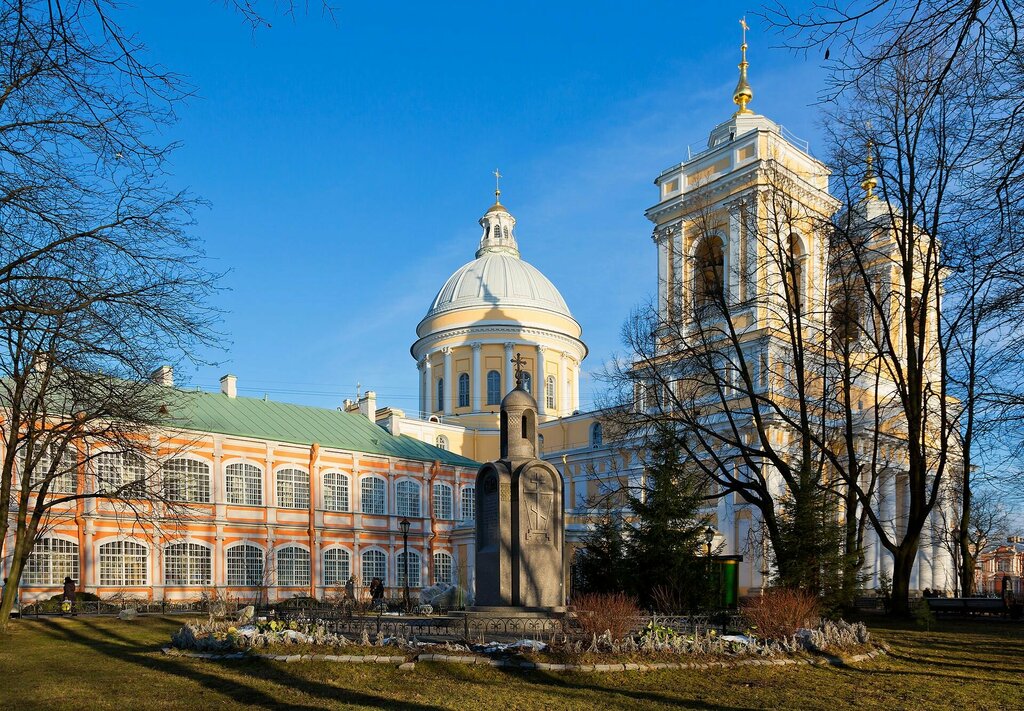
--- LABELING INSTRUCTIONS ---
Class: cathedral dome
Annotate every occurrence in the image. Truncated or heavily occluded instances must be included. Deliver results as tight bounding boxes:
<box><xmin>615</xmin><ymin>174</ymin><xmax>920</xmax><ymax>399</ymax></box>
<box><xmin>424</xmin><ymin>252</ymin><xmax>573</xmax><ymax>322</ymax></box>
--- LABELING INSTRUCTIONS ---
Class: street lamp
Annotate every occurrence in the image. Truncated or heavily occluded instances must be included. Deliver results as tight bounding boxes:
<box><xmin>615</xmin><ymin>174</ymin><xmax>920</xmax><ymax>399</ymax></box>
<box><xmin>399</xmin><ymin>517</ymin><xmax>411</xmax><ymax>613</ymax></box>
<box><xmin>704</xmin><ymin>526</ymin><xmax>716</xmax><ymax>559</ymax></box>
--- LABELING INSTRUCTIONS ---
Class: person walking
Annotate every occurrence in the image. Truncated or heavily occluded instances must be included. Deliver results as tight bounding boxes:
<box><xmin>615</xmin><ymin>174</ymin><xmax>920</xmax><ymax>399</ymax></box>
<box><xmin>62</xmin><ymin>576</ymin><xmax>76</xmax><ymax>616</ymax></box>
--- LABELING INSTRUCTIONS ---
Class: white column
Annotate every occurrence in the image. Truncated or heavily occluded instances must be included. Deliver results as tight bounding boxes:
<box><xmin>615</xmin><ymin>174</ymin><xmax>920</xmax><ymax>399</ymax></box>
<box><xmin>727</xmin><ymin>208</ymin><xmax>741</xmax><ymax>301</ymax></box>
<box><xmin>418</xmin><ymin>358</ymin><xmax>427</xmax><ymax>417</ymax></box>
<box><xmin>880</xmin><ymin>471</ymin><xmax>896</xmax><ymax>581</ymax></box>
<box><xmin>504</xmin><ymin>342</ymin><xmax>515</xmax><ymax>395</ymax></box>
<box><xmin>536</xmin><ymin>345</ymin><xmax>547</xmax><ymax>417</ymax></box>
<box><xmin>560</xmin><ymin>353</ymin><xmax>569</xmax><ymax>417</ymax></box>
<box><xmin>425</xmin><ymin>358</ymin><xmax>433</xmax><ymax>414</ymax></box>
<box><xmin>442</xmin><ymin>347</ymin><xmax>453</xmax><ymax>416</ymax></box>
<box><xmin>471</xmin><ymin>342</ymin><xmax>482</xmax><ymax>412</ymax></box>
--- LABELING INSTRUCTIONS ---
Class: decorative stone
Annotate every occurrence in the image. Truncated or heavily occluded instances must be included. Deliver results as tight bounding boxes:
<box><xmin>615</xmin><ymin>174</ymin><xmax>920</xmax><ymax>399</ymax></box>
<box><xmin>399</xmin><ymin>662</ymin><xmax>416</xmax><ymax>671</ymax></box>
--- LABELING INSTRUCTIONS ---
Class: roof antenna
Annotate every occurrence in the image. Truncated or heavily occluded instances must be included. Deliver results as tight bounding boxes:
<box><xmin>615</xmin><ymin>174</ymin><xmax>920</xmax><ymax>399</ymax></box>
<box><xmin>356</xmin><ymin>381</ymin><xmax>362</xmax><ymax>399</ymax></box>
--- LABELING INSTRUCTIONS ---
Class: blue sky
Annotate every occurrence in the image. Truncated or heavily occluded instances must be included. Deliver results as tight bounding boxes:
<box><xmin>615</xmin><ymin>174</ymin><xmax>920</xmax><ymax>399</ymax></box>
<box><xmin>124</xmin><ymin>1</ymin><xmax>829</xmax><ymax>414</ymax></box>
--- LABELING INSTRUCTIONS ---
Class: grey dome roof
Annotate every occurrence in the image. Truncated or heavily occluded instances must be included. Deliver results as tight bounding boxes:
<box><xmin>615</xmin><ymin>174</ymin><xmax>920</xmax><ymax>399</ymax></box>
<box><xmin>424</xmin><ymin>253</ymin><xmax>573</xmax><ymax>320</ymax></box>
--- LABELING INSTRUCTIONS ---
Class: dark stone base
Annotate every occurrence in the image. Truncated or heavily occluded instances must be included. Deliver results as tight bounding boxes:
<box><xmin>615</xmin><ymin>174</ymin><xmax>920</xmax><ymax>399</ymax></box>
<box><xmin>460</xmin><ymin>606</ymin><xmax>566</xmax><ymax>617</ymax></box>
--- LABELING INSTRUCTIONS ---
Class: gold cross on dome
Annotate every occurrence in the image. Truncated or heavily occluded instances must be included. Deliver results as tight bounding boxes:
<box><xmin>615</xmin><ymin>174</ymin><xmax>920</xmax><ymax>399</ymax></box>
<box><xmin>493</xmin><ymin>168</ymin><xmax>502</xmax><ymax>201</ymax></box>
<box><xmin>511</xmin><ymin>352</ymin><xmax>527</xmax><ymax>385</ymax></box>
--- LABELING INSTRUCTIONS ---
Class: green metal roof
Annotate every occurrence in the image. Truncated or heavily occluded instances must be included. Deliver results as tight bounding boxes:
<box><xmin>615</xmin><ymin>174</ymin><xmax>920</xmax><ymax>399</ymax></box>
<box><xmin>168</xmin><ymin>389</ymin><xmax>479</xmax><ymax>468</ymax></box>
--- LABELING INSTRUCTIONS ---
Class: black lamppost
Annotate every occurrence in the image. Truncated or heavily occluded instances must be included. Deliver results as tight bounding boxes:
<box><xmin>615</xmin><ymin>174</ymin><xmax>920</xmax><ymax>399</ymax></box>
<box><xmin>704</xmin><ymin>526</ymin><xmax>716</xmax><ymax>559</ymax></box>
<box><xmin>399</xmin><ymin>517</ymin><xmax>411</xmax><ymax>613</ymax></box>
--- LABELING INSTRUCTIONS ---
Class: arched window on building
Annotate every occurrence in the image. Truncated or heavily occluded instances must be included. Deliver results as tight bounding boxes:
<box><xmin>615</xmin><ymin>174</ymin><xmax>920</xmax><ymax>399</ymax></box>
<box><xmin>361</xmin><ymin>476</ymin><xmax>386</xmax><ymax>515</ymax></box>
<box><xmin>433</xmin><ymin>552</ymin><xmax>453</xmax><ymax>585</ymax></box>
<box><xmin>461</xmin><ymin>486</ymin><xmax>475</xmax><ymax>521</ymax></box>
<box><xmin>435</xmin><ymin>435</ymin><xmax>449</xmax><ymax>451</ymax></box>
<box><xmin>96</xmin><ymin>451</ymin><xmax>146</xmax><ymax>494</ymax></box>
<box><xmin>19</xmin><ymin>445</ymin><xmax>77</xmax><ymax>494</ymax></box>
<box><xmin>98</xmin><ymin>540</ymin><xmax>148</xmax><ymax>586</ymax></box>
<box><xmin>396</xmin><ymin>480</ymin><xmax>421</xmax><ymax>517</ymax></box>
<box><xmin>23</xmin><ymin>538</ymin><xmax>78</xmax><ymax>585</ymax></box>
<box><xmin>276</xmin><ymin>468</ymin><xmax>310</xmax><ymax>509</ymax></box>
<box><xmin>164</xmin><ymin>542</ymin><xmax>212</xmax><ymax>586</ymax></box>
<box><xmin>787</xmin><ymin>233</ymin><xmax>806</xmax><ymax>311</ymax></box>
<box><xmin>226</xmin><ymin>544</ymin><xmax>264</xmax><ymax>587</ymax></box>
<box><xmin>545</xmin><ymin>375</ymin><xmax>556</xmax><ymax>410</ymax></box>
<box><xmin>436</xmin><ymin>378</ymin><xmax>444</xmax><ymax>412</ymax></box>
<box><xmin>322</xmin><ymin>471</ymin><xmax>350</xmax><ymax>511</ymax></box>
<box><xmin>433</xmin><ymin>482</ymin><xmax>453</xmax><ymax>520</ymax></box>
<box><xmin>277</xmin><ymin>546</ymin><xmax>311</xmax><ymax>587</ymax></box>
<box><xmin>396</xmin><ymin>550</ymin><xmax>421</xmax><ymax>588</ymax></box>
<box><xmin>162</xmin><ymin>458</ymin><xmax>211</xmax><ymax>503</ymax></box>
<box><xmin>457</xmin><ymin>373</ymin><xmax>470</xmax><ymax>408</ymax></box>
<box><xmin>226</xmin><ymin>462</ymin><xmax>263</xmax><ymax>506</ymax></box>
<box><xmin>832</xmin><ymin>277</ymin><xmax>865</xmax><ymax>345</ymax></box>
<box><xmin>591</xmin><ymin>422</ymin><xmax>603</xmax><ymax>448</ymax></box>
<box><xmin>522</xmin><ymin>372</ymin><xmax>532</xmax><ymax>394</ymax></box>
<box><xmin>362</xmin><ymin>549</ymin><xmax>387</xmax><ymax>585</ymax></box>
<box><xmin>693</xmin><ymin>235</ymin><xmax>725</xmax><ymax>310</ymax></box>
<box><xmin>538</xmin><ymin>434</ymin><xmax>544</xmax><ymax>454</ymax></box>
<box><xmin>486</xmin><ymin>370</ymin><xmax>501</xmax><ymax>405</ymax></box>
<box><xmin>323</xmin><ymin>548</ymin><xmax>351</xmax><ymax>587</ymax></box>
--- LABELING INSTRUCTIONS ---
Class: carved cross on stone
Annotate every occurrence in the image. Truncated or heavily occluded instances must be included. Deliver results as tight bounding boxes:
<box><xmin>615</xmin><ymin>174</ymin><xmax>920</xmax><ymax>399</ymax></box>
<box><xmin>525</xmin><ymin>469</ymin><xmax>552</xmax><ymax>541</ymax></box>
<box><xmin>511</xmin><ymin>352</ymin><xmax>528</xmax><ymax>388</ymax></box>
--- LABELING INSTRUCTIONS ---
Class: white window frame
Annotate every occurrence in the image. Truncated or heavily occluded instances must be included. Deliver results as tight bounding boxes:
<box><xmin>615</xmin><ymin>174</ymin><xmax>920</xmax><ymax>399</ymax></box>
<box><xmin>276</xmin><ymin>467</ymin><xmax>310</xmax><ymax>509</ymax></box>
<box><xmin>486</xmin><ymin>370</ymin><xmax>501</xmax><ymax>405</ymax></box>
<box><xmin>461</xmin><ymin>486</ymin><xmax>475</xmax><ymax>521</ymax></box>
<box><xmin>396</xmin><ymin>550</ymin><xmax>421</xmax><ymax>588</ymax></box>
<box><xmin>433</xmin><ymin>482</ymin><xmax>453</xmax><ymax>520</ymax></box>
<box><xmin>361</xmin><ymin>548</ymin><xmax>387</xmax><ymax>585</ymax></box>
<box><xmin>433</xmin><ymin>551</ymin><xmax>453</xmax><ymax>585</ymax></box>
<box><xmin>276</xmin><ymin>545</ymin><xmax>311</xmax><ymax>587</ymax></box>
<box><xmin>225</xmin><ymin>462</ymin><xmax>263</xmax><ymax>506</ymax></box>
<box><xmin>98</xmin><ymin>540</ymin><xmax>148</xmax><ymax>586</ymax></box>
<box><xmin>323</xmin><ymin>548</ymin><xmax>351</xmax><ymax>587</ymax></box>
<box><xmin>96</xmin><ymin>451</ymin><xmax>147</xmax><ymax>494</ymax></box>
<box><xmin>23</xmin><ymin>537</ymin><xmax>79</xmax><ymax>586</ymax></box>
<box><xmin>226</xmin><ymin>544</ymin><xmax>264</xmax><ymax>587</ymax></box>
<box><xmin>322</xmin><ymin>471</ymin><xmax>350</xmax><ymax>512</ymax></box>
<box><xmin>164</xmin><ymin>542</ymin><xmax>212</xmax><ymax>586</ymax></box>
<box><xmin>396</xmin><ymin>479</ymin><xmax>421</xmax><ymax>518</ymax></box>
<box><xmin>361</xmin><ymin>476</ymin><xmax>386</xmax><ymax>515</ymax></box>
<box><xmin>545</xmin><ymin>375</ymin><xmax>556</xmax><ymax>410</ymax></box>
<box><xmin>162</xmin><ymin>457</ymin><xmax>211</xmax><ymax>503</ymax></box>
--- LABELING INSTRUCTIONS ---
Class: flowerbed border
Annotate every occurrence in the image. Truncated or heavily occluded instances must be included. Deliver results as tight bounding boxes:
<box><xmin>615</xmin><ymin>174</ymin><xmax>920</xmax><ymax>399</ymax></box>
<box><xmin>161</xmin><ymin>645</ymin><xmax>886</xmax><ymax>673</ymax></box>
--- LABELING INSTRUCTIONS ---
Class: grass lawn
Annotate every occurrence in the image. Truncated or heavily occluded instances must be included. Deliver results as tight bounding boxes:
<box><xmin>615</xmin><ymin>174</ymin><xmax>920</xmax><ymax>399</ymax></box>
<box><xmin>0</xmin><ymin>615</ymin><xmax>1022</xmax><ymax>710</ymax></box>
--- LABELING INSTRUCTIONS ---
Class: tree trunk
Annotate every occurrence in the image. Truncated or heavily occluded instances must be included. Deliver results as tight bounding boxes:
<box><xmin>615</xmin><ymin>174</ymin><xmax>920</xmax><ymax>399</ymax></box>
<box><xmin>890</xmin><ymin>545</ymin><xmax>917</xmax><ymax>616</ymax></box>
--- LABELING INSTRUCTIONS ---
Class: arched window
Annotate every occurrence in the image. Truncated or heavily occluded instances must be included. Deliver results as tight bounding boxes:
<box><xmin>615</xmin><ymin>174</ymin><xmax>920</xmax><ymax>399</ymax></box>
<box><xmin>226</xmin><ymin>544</ymin><xmax>264</xmax><ymax>586</ymax></box>
<box><xmin>164</xmin><ymin>542</ymin><xmax>212</xmax><ymax>585</ymax></box>
<box><xmin>226</xmin><ymin>462</ymin><xmax>263</xmax><ymax>506</ymax></box>
<box><xmin>433</xmin><ymin>552</ymin><xmax>453</xmax><ymax>585</ymax></box>
<box><xmin>162</xmin><ymin>458</ymin><xmax>211</xmax><ymax>503</ymax></box>
<box><xmin>323</xmin><ymin>548</ymin><xmax>351</xmax><ymax>587</ymax></box>
<box><xmin>323</xmin><ymin>472</ymin><xmax>349</xmax><ymax>511</ymax></box>
<box><xmin>486</xmin><ymin>371</ymin><xmax>501</xmax><ymax>405</ymax></box>
<box><xmin>276</xmin><ymin>546</ymin><xmax>311</xmax><ymax>587</ymax></box>
<box><xmin>96</xmin><ymin>451</ymin><xmax>146</xmax><ymax>494</ymax></box>
<box><xmin>396</xmin><ymin>550</ymin><xmax>421</xmax><ymax>588</ymax></box>
<box><xmin>362</xmin><ymin>549</ymin><xmax>387</xmax><ymax>585</ymax></box>
<box><xmin>545</xmin><ymin>375</ymin><xmax>556</xmax><ymax>410</ymax></box>
<box><xmin>458</xmin><ymin>373</ymin><xmax>470</xmax><ymax>408</ymax></box>
<box><xmin>591</xmin><ymin>422</ymin><xmax>603</xmax><ymax>448</ymax></box>
<box><xmin>832</xmin><ymin>278</ymin><xmax>865</xmax><ymax>344</ymax></box>
<box><xmin>19</xmin><ymin>445</ymin><xmax>77</xmax><ymax>494</ymax></box>
<box><xmin>436</xmin><ymin>378</ymin><xmax>444</xmax><ymax>412</ymax></box>
<box><xmin>23</xmin><ymin>538</ymin><xmax>78</xmax><ymax>585</ymax></box>
<box><xmin>276</xmin><ymin>468</ymin><xmax>310</xmax><ymax>509</ymax></box>
<box><xmin>787</xmin><ymin>233</ymin><xmax>806</xmax><ymax>310</ymax></box>
<box><xmin>396</xmin><ymin>480</ymin><xmax>421</xmax><ymax>517</ymax></box>
<box><xmin>433</xmin><ymin>482</ymin><xmax>453</xmax><ymax>520</ymax></box>
<box><xmin>98</xmin><ymin>540</ymin><xmax>148</xmax><ymax>586</ymax></box>
<box><xmin>461</xmin><ymin>486</ymin><xmax>475</xmax><ymax>521</ymax></box>
<box><xmin>361</xmin><ymin>476</ymin><xmax>386</xmax><ymax>515</ymax></box>
<box><xmin>522</xmin><ymin>372</ymin><xmax>532</xmax><ymax>394</ymax></box>
<box><xmin>435</xmin><ymin>435</ymin><xmax>449</xmax><ymax>451</ymax></box>
<box><xmin>694</xmin><ymin>235</ymin><xmax>725</xmax><ymax>309</ymax></box>
<box><xmin>538</xmin><ymin>433</ymin><xmax>545</xmax><ymax>454</ymax></box>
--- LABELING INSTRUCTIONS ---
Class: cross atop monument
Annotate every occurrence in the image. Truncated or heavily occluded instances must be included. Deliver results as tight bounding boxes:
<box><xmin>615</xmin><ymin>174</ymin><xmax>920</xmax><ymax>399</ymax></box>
<box><xmin>511</xmin><ymin>352</ymin><xmax>527</xmax><ymax>388</ymax></box>
<box><xmin>493</xmin><ymin>168</ymin><xmax>502</xmax><ymax>202</ymax></box>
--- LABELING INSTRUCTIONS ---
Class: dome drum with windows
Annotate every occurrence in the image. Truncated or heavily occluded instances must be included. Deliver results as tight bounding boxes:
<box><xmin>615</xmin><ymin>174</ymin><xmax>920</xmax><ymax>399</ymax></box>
<box><xmin>412</xmin><ymin>190</ymin><xmax>587</xmax><ymax>425</ymax></box>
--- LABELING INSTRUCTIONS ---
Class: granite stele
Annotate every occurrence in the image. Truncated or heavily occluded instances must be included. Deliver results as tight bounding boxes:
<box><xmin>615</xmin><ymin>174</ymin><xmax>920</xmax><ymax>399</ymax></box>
<box><xmin>473</xmin><ymin>354</ymin><xmax>565</xmax><ymax>611</ymax></box>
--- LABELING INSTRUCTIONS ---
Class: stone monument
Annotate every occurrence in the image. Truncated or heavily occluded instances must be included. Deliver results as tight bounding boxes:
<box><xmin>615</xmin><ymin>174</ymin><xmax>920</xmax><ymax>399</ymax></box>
<box><xmin>473</xmin><ymin>354</ymin><xmax>565</xmax><ymax>611</ymax></box>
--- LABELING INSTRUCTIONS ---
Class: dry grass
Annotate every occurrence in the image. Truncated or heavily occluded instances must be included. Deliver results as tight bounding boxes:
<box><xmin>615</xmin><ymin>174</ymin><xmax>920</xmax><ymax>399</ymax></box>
<box><xmin>0</xmin><ymin>614</ymin><xmax>1022</xmax><ymax>709</ymax></box>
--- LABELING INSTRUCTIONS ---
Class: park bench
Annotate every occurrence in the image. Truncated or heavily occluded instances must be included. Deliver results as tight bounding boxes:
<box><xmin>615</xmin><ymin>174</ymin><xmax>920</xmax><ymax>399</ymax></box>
<box><xmin>925</xmin><ymin>597</ymin><xmax>1007</xmax><ymax>617</ymax></box>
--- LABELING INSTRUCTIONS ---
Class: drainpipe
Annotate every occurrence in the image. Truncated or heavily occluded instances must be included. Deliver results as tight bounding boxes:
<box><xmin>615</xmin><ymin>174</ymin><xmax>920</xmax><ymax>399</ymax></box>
<box><xmin>308</xmin><ymin>443</ymin><xmax>320</xmax><ymax>599</ymax></box>
<box><xmin>427</xmin><ymin>461</ymin><xmax>440</xmax><ymax>588</ymax></box>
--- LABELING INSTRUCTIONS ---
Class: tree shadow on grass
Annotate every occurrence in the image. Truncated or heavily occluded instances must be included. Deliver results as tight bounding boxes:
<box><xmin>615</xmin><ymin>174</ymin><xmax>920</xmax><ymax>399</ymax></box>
<box><xmin>33</xmin><ymin>618</ymin><xmax>446</xmax><ymax>711</ymax></box>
